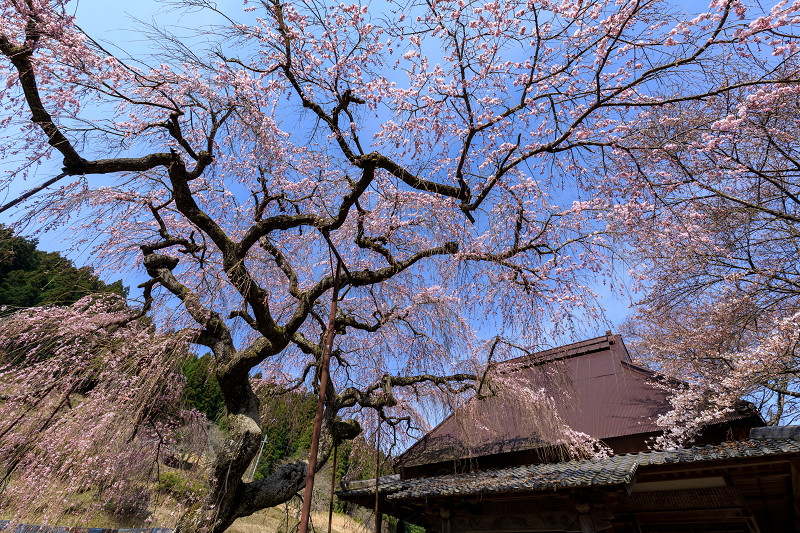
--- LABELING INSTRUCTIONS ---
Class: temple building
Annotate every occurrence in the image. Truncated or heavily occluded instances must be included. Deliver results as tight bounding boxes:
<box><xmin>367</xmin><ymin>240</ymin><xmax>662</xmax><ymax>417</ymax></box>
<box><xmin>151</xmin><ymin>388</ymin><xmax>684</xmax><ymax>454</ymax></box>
<box><xmin>338</xmin><ymin>333</ymin><xmax>800</xmax><ymax>533</ymax></box>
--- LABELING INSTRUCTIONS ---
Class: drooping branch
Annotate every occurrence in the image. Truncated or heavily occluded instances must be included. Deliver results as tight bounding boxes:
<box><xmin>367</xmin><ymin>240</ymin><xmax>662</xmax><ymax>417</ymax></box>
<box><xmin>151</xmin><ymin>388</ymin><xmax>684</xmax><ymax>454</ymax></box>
<box><xmin>0</xmin><ymin>33</ymin><xmax>173</xmax><ymax>179</ymax></box>
<box><xmin>285</xmin><ymin>240</ymin><xmax>459</xmax><ymax>335</ymax></box>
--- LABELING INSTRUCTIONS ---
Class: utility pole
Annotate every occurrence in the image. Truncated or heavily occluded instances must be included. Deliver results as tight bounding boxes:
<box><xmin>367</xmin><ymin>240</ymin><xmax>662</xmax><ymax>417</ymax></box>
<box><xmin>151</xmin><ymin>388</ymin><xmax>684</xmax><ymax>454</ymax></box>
<box><xmin>298</xmin><ymin>259</ymin><xmax>342</xmax><ymax>533</ymax></box>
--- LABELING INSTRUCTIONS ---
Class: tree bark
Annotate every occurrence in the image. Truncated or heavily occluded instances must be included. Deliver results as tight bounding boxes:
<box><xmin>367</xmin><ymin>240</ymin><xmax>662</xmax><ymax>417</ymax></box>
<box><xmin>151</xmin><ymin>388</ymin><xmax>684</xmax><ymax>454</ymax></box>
<box><xmin>175</xmin><ymin>373</ymin><xmax>361</xmax><ymax>533</ymax></box>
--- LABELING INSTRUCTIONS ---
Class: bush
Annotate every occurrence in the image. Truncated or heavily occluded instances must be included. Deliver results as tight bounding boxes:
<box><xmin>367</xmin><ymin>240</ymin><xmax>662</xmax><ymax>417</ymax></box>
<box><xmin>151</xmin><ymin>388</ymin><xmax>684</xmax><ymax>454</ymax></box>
<box><xmin>156</xmin><ymin>471</ymin><xmax>205</xmax><ymax>500</ymax></box>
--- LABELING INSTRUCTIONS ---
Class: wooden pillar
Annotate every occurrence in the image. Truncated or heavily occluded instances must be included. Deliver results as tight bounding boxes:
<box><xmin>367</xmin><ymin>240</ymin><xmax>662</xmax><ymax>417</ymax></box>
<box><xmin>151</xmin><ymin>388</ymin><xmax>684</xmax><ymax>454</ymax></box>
<box><xmin>439</xmin><ymin>508</ymin><xmax>452</xmax><ymax>533</ymax></box>
<box><xmin>790</xmin><ymin>458</ymin><xmax>800</xmax><ymax>533</ymax></box>
<box><xmin>575</xmin><ymin>502</ymin><xmax>597</xmax><ymax>533</ymax></box>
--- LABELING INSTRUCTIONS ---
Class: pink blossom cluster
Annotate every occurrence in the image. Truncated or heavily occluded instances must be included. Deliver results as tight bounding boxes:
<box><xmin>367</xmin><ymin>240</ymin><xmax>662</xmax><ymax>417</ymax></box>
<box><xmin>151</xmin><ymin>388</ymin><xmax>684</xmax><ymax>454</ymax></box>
<box><xmin>0</xmin><ymin>295</ymin><xmax>201</xmax><ymax>524</ymax></box>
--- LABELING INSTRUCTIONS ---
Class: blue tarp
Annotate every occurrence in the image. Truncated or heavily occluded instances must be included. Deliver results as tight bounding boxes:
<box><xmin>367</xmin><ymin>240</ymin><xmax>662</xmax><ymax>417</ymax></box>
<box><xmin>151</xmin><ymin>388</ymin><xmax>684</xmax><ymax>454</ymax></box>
<box><xmin>0</xmin><ymin>522</ymin><xmax>171</xmax><ymax>533</ymax></box>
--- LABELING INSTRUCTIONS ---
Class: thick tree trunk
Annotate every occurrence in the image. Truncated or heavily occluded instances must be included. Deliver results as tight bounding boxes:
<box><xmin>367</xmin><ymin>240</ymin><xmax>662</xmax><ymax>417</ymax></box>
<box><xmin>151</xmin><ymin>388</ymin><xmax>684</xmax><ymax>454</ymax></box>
<box><xmin>175</xmin><ymin>365</ymin><xmax>264</xmax><ymax>533</ymax></box>
<box><xmin>174</xmin><ymin>372</ymin><xmax>361</xmax><ymax>533</ymax></box>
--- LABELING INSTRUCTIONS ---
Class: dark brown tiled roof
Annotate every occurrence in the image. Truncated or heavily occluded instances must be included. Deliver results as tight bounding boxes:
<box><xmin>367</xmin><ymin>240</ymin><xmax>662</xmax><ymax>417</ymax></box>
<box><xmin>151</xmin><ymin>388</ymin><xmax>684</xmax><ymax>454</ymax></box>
<box><xmin>398</xmin><ymin>334</ymin><xmax>758</xmax><ymax>468</ymax></box>
<box><xmin>341</xmin><ymin>437</ymin><xmax>800</xmax><ymax>501</ymax></box>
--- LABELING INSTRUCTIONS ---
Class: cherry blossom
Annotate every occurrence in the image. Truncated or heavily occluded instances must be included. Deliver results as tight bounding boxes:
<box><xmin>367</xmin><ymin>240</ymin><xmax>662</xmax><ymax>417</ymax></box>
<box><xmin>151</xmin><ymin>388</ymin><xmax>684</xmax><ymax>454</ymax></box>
<box><xmin>2</xmin><ymin>0</ymin><xmax>799</xmax><ymax>529</ymax></box>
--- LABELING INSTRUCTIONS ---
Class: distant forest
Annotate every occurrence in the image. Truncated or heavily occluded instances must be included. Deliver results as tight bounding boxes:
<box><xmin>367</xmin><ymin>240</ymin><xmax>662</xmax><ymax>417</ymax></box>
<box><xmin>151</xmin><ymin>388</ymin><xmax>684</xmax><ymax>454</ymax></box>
<box><xmin>0</xmin><ymin>225</ymin><xmax>126</xmax><ymax>310</ymax></box>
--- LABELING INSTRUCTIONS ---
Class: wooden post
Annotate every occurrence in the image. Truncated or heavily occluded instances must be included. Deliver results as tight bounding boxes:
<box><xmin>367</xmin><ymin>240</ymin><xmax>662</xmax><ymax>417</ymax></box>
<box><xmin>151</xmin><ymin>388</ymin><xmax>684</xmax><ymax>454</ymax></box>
<box><xmin>375</xmin><ymin>496</ymin><xmax>383</xmax><ymax>533</ymax></box>
<box><xmin>299</xmin><ymin>260</ymin><xmax>342</xmax><ymax>533</ymax></box>
<box><xmin>439</xmin><ymin>508</ymin><xmax>451</xmax><ymax>533</ymax></box>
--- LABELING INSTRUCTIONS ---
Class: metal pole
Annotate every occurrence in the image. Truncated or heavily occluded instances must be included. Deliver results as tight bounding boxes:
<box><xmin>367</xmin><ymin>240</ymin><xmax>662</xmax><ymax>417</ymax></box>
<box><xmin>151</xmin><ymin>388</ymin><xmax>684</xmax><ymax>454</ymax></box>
<box><xmin>248</xmin><ymin>433</ymin><xmax>269</xmax><ymax>481</ymax></box>
<box><xmin>299</xmin><ymin>260</ymin><xmax>341</xmax><ymax>533</ymax></box>
<box><xmin>328</xmin><ymin>444</ymin><xmax>338</xmax><ymax>533</ymax></box>
<box><xmin>374</xmin><ymin>418</ymin><xmax>381</xmax><ymax>533</ymax></box>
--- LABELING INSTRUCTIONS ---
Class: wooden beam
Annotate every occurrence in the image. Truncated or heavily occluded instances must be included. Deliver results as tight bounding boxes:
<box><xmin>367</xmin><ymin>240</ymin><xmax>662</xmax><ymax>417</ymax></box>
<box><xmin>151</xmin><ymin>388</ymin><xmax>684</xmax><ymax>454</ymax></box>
<box><xmin>634</xmin><ymin>508</ymin><xmax>747</xmax><ymax>523</ymax></box>
<box><xmin>789</xmin><ymin>458</ymin><xmax>800</xmax><ymax>532</ymax></box>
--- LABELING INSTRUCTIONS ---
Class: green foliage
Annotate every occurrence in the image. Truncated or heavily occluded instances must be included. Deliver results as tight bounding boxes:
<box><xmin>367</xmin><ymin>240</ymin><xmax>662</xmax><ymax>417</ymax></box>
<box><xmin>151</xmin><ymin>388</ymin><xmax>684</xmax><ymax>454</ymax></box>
<box><xmin>156</xmin><ymin>470</ymin><xmax>205</xmax><ymax>500</ymax></box>
<box><xmin>251</xmin><ymin>387</ymin><xmax>318</xmax><ymax>480</ymax></box>
<box><xmin>340</xmin><ymin>438</ymin><xmax>393</xmax><ymax>480</ymax></box>
<box><xmin>394</xmin><ymin>520</ymin><xmax>424</xmax><ymax>533</ymax></box>
<box><xmin>182</xmin><ymin>354</ymin><xmax>226</xmax><ymax>423</ymax></box>
<box><xmin>0</xmin><ymin>226</ymin><xmax>126</xmax><ymax>310</ymax></box>
<box><xmin>329</xmin><ymin>437</ymin><xmax>394</xmax><ymax>514</ymax></box>
<box><xmin>330</xmin><ymin>442</ymin><xmax>354</xmax><ymax>513</ymax></box>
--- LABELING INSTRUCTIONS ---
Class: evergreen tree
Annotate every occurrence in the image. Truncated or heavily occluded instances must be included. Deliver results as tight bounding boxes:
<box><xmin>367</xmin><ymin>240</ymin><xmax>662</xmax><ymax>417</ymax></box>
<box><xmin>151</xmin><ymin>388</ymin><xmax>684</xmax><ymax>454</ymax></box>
<box><xmin>0</xmin><ymin>226</ymin><xmax>126</xmax><ymax>310</ymax></box>
<box><xmin>251</xmin><ymin>387</ymin><xmax>317</xmax><ymax>480</ymax></box>
<box><xmin>182</xmin><ymin>353</ymin><xmax>226</xmax><ymax>423</ymax></box>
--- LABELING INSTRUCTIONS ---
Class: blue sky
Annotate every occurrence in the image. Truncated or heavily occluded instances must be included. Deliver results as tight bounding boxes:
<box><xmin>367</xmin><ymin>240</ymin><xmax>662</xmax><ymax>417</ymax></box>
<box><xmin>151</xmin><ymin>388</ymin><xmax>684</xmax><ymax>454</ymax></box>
<box><xmin>0</xmin><ymin>0</ymin><xmax>635</xmax><ymax>341</ymax></box>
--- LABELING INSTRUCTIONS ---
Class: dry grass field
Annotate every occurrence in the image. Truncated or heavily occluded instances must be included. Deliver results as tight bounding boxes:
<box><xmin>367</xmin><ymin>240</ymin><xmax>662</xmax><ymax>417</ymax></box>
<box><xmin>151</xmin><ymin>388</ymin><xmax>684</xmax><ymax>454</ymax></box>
<box><xmin>226</xmin><ymin>502</ymin><xmax>373</xmax><ymax>533</ymax></box>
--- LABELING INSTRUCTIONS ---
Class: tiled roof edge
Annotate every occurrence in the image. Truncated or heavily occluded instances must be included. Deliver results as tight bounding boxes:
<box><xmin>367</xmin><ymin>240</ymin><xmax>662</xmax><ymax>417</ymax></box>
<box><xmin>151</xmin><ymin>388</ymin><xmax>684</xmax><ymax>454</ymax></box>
<box><xmin>341</xmin><ymin>436</ymin><xmax>800</xmax><ymax>500</ymax></box>
<box><xmin>751</xmin><ymin>425</ymin><xmax>800</xmax><ymax>439</ymax></box>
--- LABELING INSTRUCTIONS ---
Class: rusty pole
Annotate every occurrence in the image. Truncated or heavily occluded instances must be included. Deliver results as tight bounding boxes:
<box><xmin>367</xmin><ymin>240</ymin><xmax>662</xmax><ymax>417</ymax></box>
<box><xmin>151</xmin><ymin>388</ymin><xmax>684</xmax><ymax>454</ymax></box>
<box><xmin>299</xmin><ymin>260</ymin><xmax>342</xmax><ymax>533</ymax></box>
